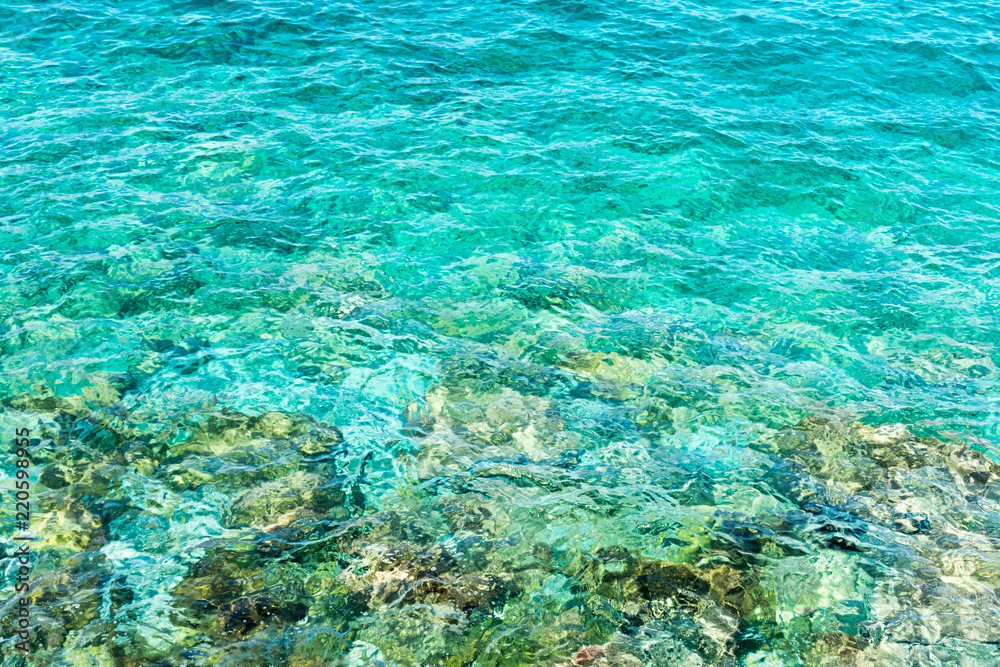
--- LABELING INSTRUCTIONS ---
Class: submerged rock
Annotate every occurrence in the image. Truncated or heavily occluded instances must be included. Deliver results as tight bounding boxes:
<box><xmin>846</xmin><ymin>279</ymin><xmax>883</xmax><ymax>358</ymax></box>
<box><xmin>418</xmin><ymin>384</ymin><xmax>569</xmax><ymax>461</ymax></box>
<box><xmin>567</xmin><ymin>546</ymin><xmax>772</xmax><ymax>661</ymax></box>
<box><xmin>163</xmin><ymin>409</ymin><xmax>345</xmax><ymax>492</ymax></box>
<box><xmin>1</xmin><ymin>553</ymin><xmax>125</xmax><ymax>652</ymax></box>
<box><xmin>34</xmin><ymin>473</ymin><xmax>121</xmax><ymax>555</ymax></box>
<box><xmin>572</xmin><ymin>644</ymin><xmax>606</xmax><ymax>665</ymax></box>
<box><xmin>341</xmin><ymin>542</ymin><xmax>517</xmax><ymax>614</ymax></box>
<box><xmin>225</xmin><ymin>471</ymin><xmax>348</xmax><ymax>529</ymax></box>
<box><xmin>353</xmin><ymin>602</ymin><xmax>478</xmax><ymax>667</ymax></box>
<box><xmin>170</xmin><ymin>544</ymin><xmax>311</xmax><ymax>646</ymax></box>
<box><xmin>569</xmin><ymin>643</ymin><xmax>643</xmax><ymax>667</ymax></box>
<box><xmin>763</xmin><ymin>415</ymin><xmax>1000</xmax><ymax>652</ymax></box>
<box><xmin>171</xmin><ymin>546</ymin><xmax>266</xmax><ymax>615</ymax></box>
<box><xmin>558</xmin><ymin>350</ymin><xmax>655</xmax><ymax>402</ymax></box>
<box><xmin>217</xmin><ymin>587</ymin><xmax>309</xmax><ymax>637</ymax></box>
<box><xmin>765</xmin><ymin>416</ymin><xmax>1000</xmax><ymax>498</ymax></box>
<box><xmin>13</xmin><ymin>369</ymin><xmax>1000</xmax><ymax>667</ymax></box>
<box><xmin>574</xmin><ymin>549</ymin><xmax>767</xmax><ymax>618</ymax></box>
<box><xmin>802</xmin><ymin>631</ymin><xmax>871</xmax><ymax>667</ymax></box>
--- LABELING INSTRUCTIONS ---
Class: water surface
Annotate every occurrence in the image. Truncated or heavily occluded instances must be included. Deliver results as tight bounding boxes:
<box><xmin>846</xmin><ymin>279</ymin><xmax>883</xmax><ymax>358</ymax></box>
<box><xmin>2</xmin><ymin>0</ymin><xmax>1000</xmax><ymax>665</ymax></box>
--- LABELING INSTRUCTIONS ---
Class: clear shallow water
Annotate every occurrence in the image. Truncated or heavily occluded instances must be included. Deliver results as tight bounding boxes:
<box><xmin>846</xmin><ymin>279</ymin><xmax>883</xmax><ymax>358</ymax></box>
<box><xmin>1</xmin><ymin>0</ymin><xmax>1000</xmax><ymax>664</ymax></box>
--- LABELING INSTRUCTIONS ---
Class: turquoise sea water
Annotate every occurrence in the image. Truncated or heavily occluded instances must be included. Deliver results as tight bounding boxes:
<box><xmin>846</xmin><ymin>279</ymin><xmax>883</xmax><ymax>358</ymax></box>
<box><xmin>2</xmin><ymin>0</ymin><xmax>1000</xmax><ymax>664</ymax></box>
